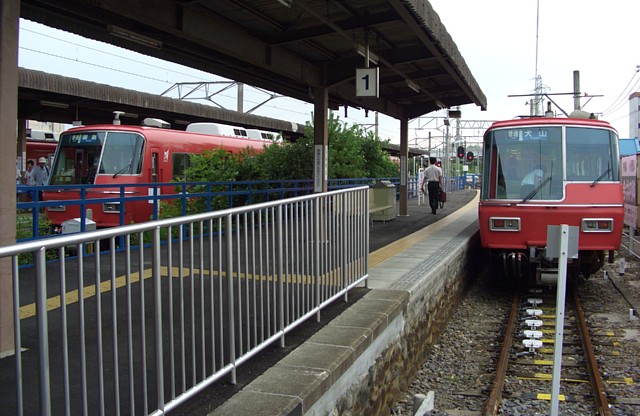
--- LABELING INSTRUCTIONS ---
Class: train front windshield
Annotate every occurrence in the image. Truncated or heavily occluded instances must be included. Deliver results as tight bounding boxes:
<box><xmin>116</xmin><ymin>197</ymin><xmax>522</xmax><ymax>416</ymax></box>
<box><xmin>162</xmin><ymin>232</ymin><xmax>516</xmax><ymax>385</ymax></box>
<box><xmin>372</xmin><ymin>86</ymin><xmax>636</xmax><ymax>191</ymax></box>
<box><xmin>50</xmin><ymin>131</ymin><xmax>145</xmax><ymax>185</ymax></box>
<box><xmin>481</xmin><ymin>125</ymin><xmax>619</xmax><ymax>200</ymax></box>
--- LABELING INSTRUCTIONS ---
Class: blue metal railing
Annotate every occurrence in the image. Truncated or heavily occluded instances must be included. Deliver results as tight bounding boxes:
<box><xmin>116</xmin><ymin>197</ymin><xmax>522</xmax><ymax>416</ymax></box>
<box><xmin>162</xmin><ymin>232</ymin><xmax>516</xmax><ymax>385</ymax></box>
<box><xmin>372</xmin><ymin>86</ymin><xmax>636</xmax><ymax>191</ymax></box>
<box><xmin>16</xmin><ymin>175</ymin><xmax>475</xmax><ymax>243</ymax></box>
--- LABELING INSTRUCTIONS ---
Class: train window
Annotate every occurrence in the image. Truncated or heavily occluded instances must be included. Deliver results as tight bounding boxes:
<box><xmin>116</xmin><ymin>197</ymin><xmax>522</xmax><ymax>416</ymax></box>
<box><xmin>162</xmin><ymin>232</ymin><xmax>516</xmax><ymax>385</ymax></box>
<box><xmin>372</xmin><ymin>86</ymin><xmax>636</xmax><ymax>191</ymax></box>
<box><xmin>99</xmin><ymin>132</ymin><xmax>144</xmax><ymax>176</ymax></box>
<box><xmin>566</xmin><ymin>127</ymin><xmax>619</xmax><ymax>181</ymax></box>
<box><xmin>50</xmin><ymin>131</ymin><xmax>106</xmax><ymax>185</ymax></box>
<box><xmin>152</xmin><ymin>153</ymin><xmax>158</xmax><ymax>183</ymax></box>
<box><xmin>172</xmin><ymin>153</ymin><xmax>191</xmax><ymax>180</ymax></box>
<box><xmin>233</xmin><ymin>128</ymin><xmax>248</xmax><ymax>137</ymax></box>
<box><xmin>484</xmin><ymin>127</ymin><xmax>562</xmax><ymax>200</ymax></box>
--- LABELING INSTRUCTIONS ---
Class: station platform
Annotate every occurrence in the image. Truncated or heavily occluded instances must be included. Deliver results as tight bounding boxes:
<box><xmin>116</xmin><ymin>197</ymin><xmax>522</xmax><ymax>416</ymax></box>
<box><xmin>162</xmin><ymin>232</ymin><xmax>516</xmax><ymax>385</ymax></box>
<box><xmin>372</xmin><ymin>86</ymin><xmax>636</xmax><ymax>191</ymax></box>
<box><xmin>210</xmin><ymin>189</ymin><xmax>480</xmax><ymax>416</ymax></box>
<box><xmin>368</xmin><ymin>189</ymin><xmax>479</xmax><ymax>289</ymax></box>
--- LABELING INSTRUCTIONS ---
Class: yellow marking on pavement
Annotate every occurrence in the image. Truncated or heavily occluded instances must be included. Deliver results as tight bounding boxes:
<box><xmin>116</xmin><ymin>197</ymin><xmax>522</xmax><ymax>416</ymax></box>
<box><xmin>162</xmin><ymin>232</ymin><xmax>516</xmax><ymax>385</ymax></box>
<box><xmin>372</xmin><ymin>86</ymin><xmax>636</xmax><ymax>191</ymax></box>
<box><xmin>20</xmin><ymin>268</ymin><xmax>151</xmax><ymax>320</ymax></box>
<box><xmin>19</xmin><ymin>263</ymin><xmax>338</xmax><ymax>319</ymax></box>
<box><xmin>21</xmin><ymin>194</ymin><xmax>473</xmax><ymax>319</ymax></box>
<box><xmin>369</xmin><ymin>193</ymin><xmax>478</xmax><ymax>268</ymax></box>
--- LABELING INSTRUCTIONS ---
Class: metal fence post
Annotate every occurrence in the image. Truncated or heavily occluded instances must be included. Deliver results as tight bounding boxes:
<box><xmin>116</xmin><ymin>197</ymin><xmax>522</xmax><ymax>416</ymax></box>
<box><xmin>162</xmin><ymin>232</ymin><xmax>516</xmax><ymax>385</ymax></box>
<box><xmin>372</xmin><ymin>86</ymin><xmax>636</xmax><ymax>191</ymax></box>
<box><xmin>226</xmin><ymin>214</ymin><xmax>236</xmax><ymax>385</ymax></box>
<box><xmin>314</xmin><ymin>196</ymin><xmax>321</xmax><ymax>321</ymax></box>
<box><xmin>153</xmin><ymin>226</ymin><xmax>165</xmax><ymax>410</ymax></box>
<box><xmin>276</xmin><ymin>204</ymin><xmax>285</xmax><ymax>347</ymax></box>
<box><xmin>36</xmin><ymin>248</ymin><xmax>51</xmax><ymax>416</ymax></box>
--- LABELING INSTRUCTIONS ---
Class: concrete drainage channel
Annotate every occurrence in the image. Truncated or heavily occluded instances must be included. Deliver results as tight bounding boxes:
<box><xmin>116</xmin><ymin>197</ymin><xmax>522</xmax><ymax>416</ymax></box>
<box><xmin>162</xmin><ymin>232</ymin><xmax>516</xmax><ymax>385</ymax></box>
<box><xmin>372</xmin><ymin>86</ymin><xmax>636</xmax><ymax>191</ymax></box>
<box><xmin>210</xmin><ymin>230</ymin><xmax>481</xmax><ymax>416</ymax></box>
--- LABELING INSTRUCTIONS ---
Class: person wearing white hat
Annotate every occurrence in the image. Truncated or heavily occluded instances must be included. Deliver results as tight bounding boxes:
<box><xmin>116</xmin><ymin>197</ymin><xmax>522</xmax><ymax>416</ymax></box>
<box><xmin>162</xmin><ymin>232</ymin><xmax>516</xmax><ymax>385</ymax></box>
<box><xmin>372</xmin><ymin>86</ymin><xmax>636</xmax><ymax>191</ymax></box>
<box><xmin>31</xmin><ymin>157</ymin><xmax>50</xmax><ymax>207</ymax></box>
<box><xmin>32</xmin><ymin>157</ymin><xmax>50</xmax><ymax>186</ymax></box>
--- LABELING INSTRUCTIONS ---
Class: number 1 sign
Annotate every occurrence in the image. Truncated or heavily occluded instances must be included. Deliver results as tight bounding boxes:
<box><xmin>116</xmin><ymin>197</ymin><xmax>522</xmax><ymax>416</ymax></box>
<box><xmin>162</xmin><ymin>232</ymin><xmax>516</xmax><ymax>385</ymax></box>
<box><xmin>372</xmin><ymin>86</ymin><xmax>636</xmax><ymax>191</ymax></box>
<box><xmin>356</xmin><ymin>67</ymin><xmax>379</xmax><ymax>97</ymax></box>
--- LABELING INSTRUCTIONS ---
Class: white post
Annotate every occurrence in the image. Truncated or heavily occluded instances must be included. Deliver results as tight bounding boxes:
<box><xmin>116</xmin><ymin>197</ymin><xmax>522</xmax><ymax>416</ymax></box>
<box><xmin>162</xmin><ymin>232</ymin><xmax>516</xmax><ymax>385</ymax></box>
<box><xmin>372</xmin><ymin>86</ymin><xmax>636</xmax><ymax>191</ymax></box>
<box><xmin>550</xmin><ymin>224</ymin><xmax>569</xmax><ymax>416</ymax></box>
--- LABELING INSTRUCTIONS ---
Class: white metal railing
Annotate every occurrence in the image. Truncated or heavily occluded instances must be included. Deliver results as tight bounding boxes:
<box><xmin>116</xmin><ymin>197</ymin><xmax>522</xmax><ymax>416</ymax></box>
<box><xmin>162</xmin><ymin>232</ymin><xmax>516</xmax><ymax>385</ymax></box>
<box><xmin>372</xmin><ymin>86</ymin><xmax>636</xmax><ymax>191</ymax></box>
<box><xmin>0</xmin><ymin>186</ymin><xmax>369</xmax><ymax>416</ymax></box>
<box><xmin>621</xmin><ymin>227</ymin><xmax>640</xmax><ymax>259</ymax></box>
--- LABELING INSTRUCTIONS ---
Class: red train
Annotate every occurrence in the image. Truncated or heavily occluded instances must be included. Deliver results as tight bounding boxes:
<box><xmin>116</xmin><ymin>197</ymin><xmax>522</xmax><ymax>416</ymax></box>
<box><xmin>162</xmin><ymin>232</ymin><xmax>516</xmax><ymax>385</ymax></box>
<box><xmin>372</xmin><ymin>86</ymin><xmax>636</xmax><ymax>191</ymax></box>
<box><xmin>44</xmin><ymin>121</ymin><xmax>273</xmax><ymax>229</ymax></box>
<box><xmin>25</xmin><ymin>138</ymin><xmax>58</xmax><ymax>165</ymax></box>
<box><xmin>478</xmin><ymin>114</ymin><xmax>623</xmax><ymax>282</ymax></box>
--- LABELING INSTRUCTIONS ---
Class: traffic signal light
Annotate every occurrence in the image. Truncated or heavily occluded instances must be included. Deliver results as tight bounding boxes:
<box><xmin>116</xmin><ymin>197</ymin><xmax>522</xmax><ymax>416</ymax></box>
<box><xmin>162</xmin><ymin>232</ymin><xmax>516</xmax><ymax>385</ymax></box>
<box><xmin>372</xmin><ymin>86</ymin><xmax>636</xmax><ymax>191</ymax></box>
<box><xmin>457</xmin><ymin>146</ymin><xmax>465</xmax><ymax>159</ymax></box>
<box><xmin>466</xmin><ymin>151</ymin><xmax>474</xmax><ymax>162</ymax></box>
<box><xmin>436</xmin><ymin>160</ymin><xmax>442</xmax><ymax>167</ymax></box>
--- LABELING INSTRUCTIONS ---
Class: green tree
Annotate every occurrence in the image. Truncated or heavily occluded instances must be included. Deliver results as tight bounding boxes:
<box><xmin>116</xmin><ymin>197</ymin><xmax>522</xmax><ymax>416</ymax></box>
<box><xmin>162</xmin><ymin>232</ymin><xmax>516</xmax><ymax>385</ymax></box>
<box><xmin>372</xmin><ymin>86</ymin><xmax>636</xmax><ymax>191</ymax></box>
<box><xmin>360</xmin><ymin>130</ymin><xmax>399</xmax><ymax>178</ymax></box>
<box><xmin>303</xmin><ymin>112</ymin><xmax>398</xmax><ymax>179</ymax></box>
<box><xmin>160</xmin><ymin>148</ymin><xmax>243</xmax><ymax>218</ymax></box>
<box><xmin>253</xmin><ymin>137</ymin><xmax>313</xmax><ymax>180</ymax></box>
<box><xmin>159</xmin><ymin>113</ymin><xmax>399</xmax><ymax>217</ymax></box>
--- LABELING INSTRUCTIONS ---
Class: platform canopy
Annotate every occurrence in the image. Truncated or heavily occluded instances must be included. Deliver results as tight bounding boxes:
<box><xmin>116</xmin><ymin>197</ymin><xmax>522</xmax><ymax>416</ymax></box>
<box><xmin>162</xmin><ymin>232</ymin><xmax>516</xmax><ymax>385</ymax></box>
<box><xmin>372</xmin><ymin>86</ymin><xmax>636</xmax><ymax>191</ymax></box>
<box><xmin>20</xmin><ymin>0</ymin><xmax>487</xmax><ymax>121</ymax></box>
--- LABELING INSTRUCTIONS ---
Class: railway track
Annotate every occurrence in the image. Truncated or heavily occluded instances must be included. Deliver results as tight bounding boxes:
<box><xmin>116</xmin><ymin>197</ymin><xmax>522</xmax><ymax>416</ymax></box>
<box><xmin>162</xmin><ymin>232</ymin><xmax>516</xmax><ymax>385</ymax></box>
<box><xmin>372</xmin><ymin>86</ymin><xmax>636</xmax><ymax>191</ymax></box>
<box><xmin>485</xmin><ymin>285</ymin><xmax>614</xmax><ymax>415</ymax></box>
<box><xmin>391</xmin><ymin>263</ymin><xmax>640</xmax><ymax>415</ymax></box>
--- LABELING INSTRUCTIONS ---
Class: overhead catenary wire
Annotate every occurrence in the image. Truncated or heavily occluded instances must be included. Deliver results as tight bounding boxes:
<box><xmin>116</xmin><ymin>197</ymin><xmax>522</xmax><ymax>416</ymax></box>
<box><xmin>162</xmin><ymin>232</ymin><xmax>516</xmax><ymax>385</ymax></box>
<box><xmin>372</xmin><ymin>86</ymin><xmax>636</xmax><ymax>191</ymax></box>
<box><xmin>20</xmin><ymin>25</ymin><xmax>407</xmax><ymax>139</ymax></box>
<box><xmin>601</xmin><ymin>67</ymin><xmax>640</xmax><ymax>117</ymax></box>
<box><xmin>19</xmin><ymin>25</ymin><xmax>314</xmax><ymax>119</ymax></box>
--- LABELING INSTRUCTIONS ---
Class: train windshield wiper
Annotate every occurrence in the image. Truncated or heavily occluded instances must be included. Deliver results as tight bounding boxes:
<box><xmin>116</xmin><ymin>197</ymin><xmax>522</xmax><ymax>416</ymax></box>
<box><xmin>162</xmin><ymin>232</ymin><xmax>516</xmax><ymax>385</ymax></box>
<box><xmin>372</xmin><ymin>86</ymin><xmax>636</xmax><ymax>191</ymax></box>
<box><xmin>520</xmin><ymin>175</ymin><xmax>552</xmax><ymax>203</ymax></box>
<box><xmin>112</xmin><ymin>163</ymin><xmax>131</xmax><ymax>178</ymax></box>
<box><xmin>590</xmin><ymin>167</ymin><xmax>611</xmax><ymax>187</ymax></box>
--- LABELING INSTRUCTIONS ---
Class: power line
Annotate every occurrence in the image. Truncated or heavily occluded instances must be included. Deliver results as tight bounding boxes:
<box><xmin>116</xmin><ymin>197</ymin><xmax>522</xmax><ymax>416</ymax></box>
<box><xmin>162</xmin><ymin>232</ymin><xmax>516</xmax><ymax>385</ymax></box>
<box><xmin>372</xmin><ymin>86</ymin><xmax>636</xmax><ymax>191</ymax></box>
<box><xmin>602</xmin><ymin>75</ymin><xmax>640</xmax><ymax>119</ymax></box>
<box><xmin>601</xmin><ymin>67</ymin><xmax>640</xmax><ymax>116</ymax></box>
<box><xmin>20</xmin><ymin>26</ymin><xmax>314</xmax><ymax>120</ymax></box>
<box><xmin>19</xmin><ymin>47</ymin><xmax>172</xmax><ymax>83</ymax></box>
<box><xmin>20</xmin><ymin>26</ymin><xmax>212</xmax><ymax>83</ymax></box>
<box><xmin>18</xmin><ymin>24</ymin><xmax>418</xmax><ymax>139</ymax></box>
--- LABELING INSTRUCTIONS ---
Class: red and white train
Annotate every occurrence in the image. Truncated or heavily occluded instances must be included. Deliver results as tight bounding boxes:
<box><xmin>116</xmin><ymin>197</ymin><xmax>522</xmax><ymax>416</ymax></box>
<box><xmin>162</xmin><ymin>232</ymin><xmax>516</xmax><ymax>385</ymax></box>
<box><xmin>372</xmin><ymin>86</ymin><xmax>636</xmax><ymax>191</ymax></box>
<box><xmin>25</xmin><ymin>138</ymin><xmax>58</xmax><ymax>166</ymax></box>
<box><xmin>478</xmin><ymin>113</ymin><xmax>623</xmax><ymax>282</ymax></box>
<box><xmin>44</xmin><ymin>121</ymin><xmax>274</xmax><ymax>229</ymax></box>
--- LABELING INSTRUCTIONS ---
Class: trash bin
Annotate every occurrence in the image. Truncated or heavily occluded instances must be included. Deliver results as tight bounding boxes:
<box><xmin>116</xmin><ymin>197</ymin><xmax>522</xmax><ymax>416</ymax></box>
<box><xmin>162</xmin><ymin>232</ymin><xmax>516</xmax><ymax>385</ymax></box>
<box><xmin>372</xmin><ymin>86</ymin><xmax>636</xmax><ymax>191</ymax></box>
<box><xmin>370</xmin><ymin>181</ymin><xmax>396</xmax><ymax>222</ymax></box>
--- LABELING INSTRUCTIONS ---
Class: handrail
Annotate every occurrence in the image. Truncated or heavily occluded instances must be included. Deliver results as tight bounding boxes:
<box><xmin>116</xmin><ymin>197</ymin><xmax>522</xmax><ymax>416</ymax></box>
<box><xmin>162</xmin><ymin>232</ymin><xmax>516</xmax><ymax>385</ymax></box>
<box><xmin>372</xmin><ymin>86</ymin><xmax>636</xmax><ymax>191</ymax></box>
<box><xmin>3</xmin><ymin>186</ymin><xmax>370</xmax><ymax>416</ymax></box>
<box><xmin>15</xmin><ymin>175</ymin><xmax>473</xmax><ymax>244</ymax></box>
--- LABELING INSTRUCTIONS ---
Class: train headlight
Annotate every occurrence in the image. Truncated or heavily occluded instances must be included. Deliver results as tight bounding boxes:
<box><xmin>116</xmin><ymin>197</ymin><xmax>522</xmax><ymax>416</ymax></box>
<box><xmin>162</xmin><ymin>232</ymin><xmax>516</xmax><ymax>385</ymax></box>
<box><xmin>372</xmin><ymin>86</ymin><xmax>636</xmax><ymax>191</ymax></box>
<box><xmin>103</xmin><ymin>202</ymin><xmax>122</xmax><ymax>214</ymax></box>
<box><xmin>47</xmin><ymin>205</ymin><xmax>66</xmax><ymax>212</ymax></box>
<box><xmin>490</xmin><ymin>217</ymin><xmax>520</xmax><ymax>231</ymax></box>
<box><xmin>582</xmin><ymin>218</ymin><xmax>613</xmax><ymax>232</ymax></box>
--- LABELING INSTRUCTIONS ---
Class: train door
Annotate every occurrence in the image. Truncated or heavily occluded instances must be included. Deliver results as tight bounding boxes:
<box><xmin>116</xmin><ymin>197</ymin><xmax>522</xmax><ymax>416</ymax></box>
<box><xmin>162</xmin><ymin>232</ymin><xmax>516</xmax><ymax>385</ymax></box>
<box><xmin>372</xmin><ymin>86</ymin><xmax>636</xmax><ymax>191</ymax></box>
<box><xmin>75</xmin><ymin>149</ymin><xmax>99</xmax><ymax>184</ymax></box>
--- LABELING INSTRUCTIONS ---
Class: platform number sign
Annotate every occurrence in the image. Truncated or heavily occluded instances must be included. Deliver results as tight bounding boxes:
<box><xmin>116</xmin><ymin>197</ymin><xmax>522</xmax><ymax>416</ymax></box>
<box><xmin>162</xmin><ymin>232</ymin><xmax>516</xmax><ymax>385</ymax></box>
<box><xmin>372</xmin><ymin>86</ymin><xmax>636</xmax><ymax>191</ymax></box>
<box><xmin>356</xmin><ymin>67</ymin><xmax>379</xmax><ymax>97</ymax></box>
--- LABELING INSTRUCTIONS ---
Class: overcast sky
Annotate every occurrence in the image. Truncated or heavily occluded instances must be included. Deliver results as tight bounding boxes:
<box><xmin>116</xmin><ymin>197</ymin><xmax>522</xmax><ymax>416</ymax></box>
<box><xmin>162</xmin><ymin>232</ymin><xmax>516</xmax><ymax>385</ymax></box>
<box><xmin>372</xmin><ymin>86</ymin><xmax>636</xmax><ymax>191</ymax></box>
<box><xmin>429</xmin><ymin>0</ymin><xmax>640</xmax><ymax>138</ymax></box>
<box><xmin>17</xmin><ymin>0</ymin><xmax>640</xmax><ymax>147</ymax></box>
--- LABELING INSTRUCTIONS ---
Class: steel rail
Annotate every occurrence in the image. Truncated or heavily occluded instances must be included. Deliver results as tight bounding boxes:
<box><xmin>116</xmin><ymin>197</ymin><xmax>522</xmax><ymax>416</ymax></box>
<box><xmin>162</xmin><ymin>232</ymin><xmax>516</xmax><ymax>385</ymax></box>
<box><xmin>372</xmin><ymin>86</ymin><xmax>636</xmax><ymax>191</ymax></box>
<box><xmin>484</xmin><ymin>293</ymin><xmax>520</xmax><ymax>415</ymax></box>
<box><xmin>572</xmin><ymin>286</ymin><xmax>612</xmax><ymax>416</ymax></box>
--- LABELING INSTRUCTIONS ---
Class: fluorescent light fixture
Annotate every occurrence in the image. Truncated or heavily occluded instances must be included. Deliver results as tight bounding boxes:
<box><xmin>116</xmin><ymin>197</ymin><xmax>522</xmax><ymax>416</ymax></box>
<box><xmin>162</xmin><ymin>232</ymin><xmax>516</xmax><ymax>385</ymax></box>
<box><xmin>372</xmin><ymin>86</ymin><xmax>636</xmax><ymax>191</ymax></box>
<box><xmin>355</xmin><ymin>44</ymin><xmax>379</xmax><ymax>64</ymax></box>
<box><xmin>406</xmin><ymin>80</ymin><xmax>420</xmax><ymax>93</ymax></box>
<box><xmin>40</xmin><ymin>100</ymin><xmax>69</xmax><ymax>109</ymax></box>
<box><xmin>276</xmin><ymin>0</ymin><xmax>292</xmax><ymax>7</ymax></box>
<box><xmin>108</xmin><ymin>25</ymin><xmax>162</xmax><ymax>49</ymax></box>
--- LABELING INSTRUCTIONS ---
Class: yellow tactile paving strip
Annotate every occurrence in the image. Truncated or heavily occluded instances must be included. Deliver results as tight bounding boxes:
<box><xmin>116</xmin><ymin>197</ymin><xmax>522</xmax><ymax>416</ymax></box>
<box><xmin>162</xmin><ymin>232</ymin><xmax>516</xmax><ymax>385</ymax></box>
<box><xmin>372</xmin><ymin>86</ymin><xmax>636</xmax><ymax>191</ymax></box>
<box><xmin>369</xmin><ymin>193</ymin><xmax>479</xmax><ymax>269</ymax></box>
